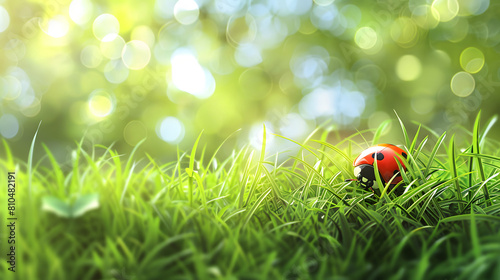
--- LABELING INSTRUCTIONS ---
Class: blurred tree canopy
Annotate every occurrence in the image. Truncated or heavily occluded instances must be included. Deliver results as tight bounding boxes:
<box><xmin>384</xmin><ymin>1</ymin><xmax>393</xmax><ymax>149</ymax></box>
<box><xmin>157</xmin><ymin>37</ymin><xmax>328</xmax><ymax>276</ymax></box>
<box><xmin>0</xmin><ymin>0</ymin><xmax>499</xmax><ymax>161</ymax></box>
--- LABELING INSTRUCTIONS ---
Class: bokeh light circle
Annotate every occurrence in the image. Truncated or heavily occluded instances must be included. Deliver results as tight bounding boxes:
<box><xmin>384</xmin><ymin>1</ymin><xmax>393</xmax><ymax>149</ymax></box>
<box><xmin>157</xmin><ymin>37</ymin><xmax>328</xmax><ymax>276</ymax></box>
<box><xmin>131</xmin><ymin>26</ymin><xmax>155</xmax><ymax>47</ymax></box>
<box><xmin>431</xmin><ymin>0</ymin><xmax>459</xmax><ymax>22</ymax></box>
<box><xmin>458</xmin><ymin>0</ymin><xmax>489</xmax><ymax>16</ymax></box>
<box><xmin>368</xmin><ymin>111</ymin><xmax>391</xmax><ymax>131</ymax></box>
<box><xmin>156</xmin><ymin>117</ymin><xmax>185</xmax><ymax>144</ymax></box>
<box><xmin>234</xmin><ymin>44</ymin><xmax>262</xmax><ymax>67</ymax></box>
<box><xmin>411</xmin><ymin>96</ymin><xmax>436</xmax><ymax>114</ymax></box>
<box><xmin>412</xmin><ymin>5</ymin><xmax>440</xmax><ymax>29</ymax></box>
<box><xmin>21</xmin><ymin>100</ymin><xmax>42</xmax><ymax>117</ymax></box>
<box><xmin>81</xmin><ymin>45</ymin><xmax>103</xmax><ymax>68</ymax></box>
<box><xmin>226</xmin><ymin>15</ymin><xmax>257</xmax><ymax>46</ymax></box>
<box><xmin>100</xmin><ymin>34</ymin><xmax>125</xmax><ymax>59</ymax></box>
<box><xmin>280</xmin><ymin>113</ymin><xmax>310</xmax><ymax>140</ymax></box>
<box><xmin>4</xmin><ymin>76</ymin><xmax>22</xmax><ymax>100</ymax></box>
<box><xmin>396</xmin><ymin>55</ymin><xmax>422</xmax><ymax>81</ymax></box>
<box><xmin>313</xmin><ymin>0</ymin><xmax>334</xmax><ymax>6</ymax></box>
<box><xmin>391</xmin><ymin>17</ymin><xmax>418</xmax><ymax>47</ymax></box>
<box><xmin>170</xmin><ymin>48</ymin><xmax>215</xmax><ymax>99</ymax></box>
<box><xmin>104</xmin><ymin>60</ymin><xmax>129</xmax><ymax>84</ymax></box>
<box><xmin>0</xmin><ymin>6</ymin><xmax>10</xmax><ymax>33</ymax></box>
<box><xmin>355</xmin><ymin>27</ymin><xmax>378</xmax><ymax>50</ymax></box>
<box><xmin>93</xmin><ymin>14</ymin><xmax>120</xmax><ymax>41</ymax></box>
<box><xmin>122</xmin><ymin>40</ymin><xmax>151</xmax><ymax>70</ymax></box>
<box><xmin>88</xmin><ymin>89</ymin><xmax>116</xmax><ymax>117</ymax></box>
<box><xmin>124</xmin><ymin>120</ymin><xmax>147</xmax><ymax>146</ymax></box>
<box><xmin>41</xmin><ymin>15</ymin><xmax>70</xmax><ymax>38</ymax></box>
<box><xmin>0</xmin><ymin>114</ymin><xmax>20</xmax><ymax>139</ymax></box>
<box><xmin>69</xmin><ymin>0</ymin><xmax>94</xmax><ymax>25</ymax></box>
<box><xmin>460</xmin><ymin>47</ymin><xmax>484</xmax><ymax>73</ymax></box>
<box><xmin>451</xmin><ymin>71</ymin><xmax>475</xmax><ymax>97</ymax></box>
<box><xmin>174</xmin><ymin>0</ymin><xmax>200</xmax><ymax>25</ymax></box>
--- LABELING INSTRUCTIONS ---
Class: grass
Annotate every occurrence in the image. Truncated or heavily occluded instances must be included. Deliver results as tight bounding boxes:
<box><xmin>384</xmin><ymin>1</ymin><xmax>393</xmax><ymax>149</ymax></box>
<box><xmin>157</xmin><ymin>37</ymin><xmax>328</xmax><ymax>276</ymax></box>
<box><xmin>1</xmin><ymin>114</ymin><xmax>500</xmax><ymax>280</ymax></box>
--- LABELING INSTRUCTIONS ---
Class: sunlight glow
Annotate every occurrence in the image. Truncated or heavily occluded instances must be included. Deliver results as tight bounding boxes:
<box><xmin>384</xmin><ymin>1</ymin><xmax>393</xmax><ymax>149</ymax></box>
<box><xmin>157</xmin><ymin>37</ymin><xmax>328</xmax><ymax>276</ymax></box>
<box><xmin>431</xmin><ymin>0</ymin><xmax>459</xmax><ymax>22</ymax></box>
<box><xmin>174</xmin><ymin>0</ymin><xmax>200</xmax><ymax>25</ymax></box>
<box><xmin>100</xmin><ymin>34</ymin><xmax>125</xmax><ymax>59</ymax></box>
<box><xmin>460</xmin><ymin>47</ymin><xmax>484</xmax><ymax>74</ymax></box>
<box><xmin>170</xmin><ymin>48</ymin><xmax>215</xmax><ymax>99</ymax></box>
<box><xmin>122</xmin><ymin>40</ymin><xmax>151</xmax><ymax>70</ymax></box>
<box><xmin>93</xmin><ymin>14</ymin><xmax>120</xmax><ymax>41</ymax></box>
<box><xmin>451</xmin><ymin>71</ymin><xmax>475</xmax><ymax>97</ymax></box>
<box><xmin>355</xmin><ymin>27</ymin><xmax>378</xmax><ymax>50</ymax></box>
<box><xmin>88</xmin><ymin>90</ymin><xmax>115</xmax><ymax>117</ymax></box>
<box><xmin>396</xmin><ymin>55</ymin><xmax>422</xmax><ymax>81</ymax></box>
<box><xmin>69</xmin><ymin>0</ymin><xmax>93</xmax><ymax>25</ymax></box>
<box><xmin>81</xmin><ymin>45</ymin><xmax>103</xmax><ymax>68</ymax></box>
<box><xmin>157</xmin><ymin>117</ymin><xmax>185</xmax><ymax>144</ymax></box>
<box><xmin>0</xmin><ymin>6</ymin><xmax>9</xmax><ymax>33</ymax></box>
<box><xmin>44</xmin><ymin>16</ymin><xmax>70</xmax><ymax>38</ymax></box>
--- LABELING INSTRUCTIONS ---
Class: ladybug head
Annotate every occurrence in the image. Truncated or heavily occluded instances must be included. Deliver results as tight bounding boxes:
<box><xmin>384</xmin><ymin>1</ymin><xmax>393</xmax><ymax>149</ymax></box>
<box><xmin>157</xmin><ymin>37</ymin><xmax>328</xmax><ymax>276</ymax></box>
<box><xmin>353</xmin><ymin>164</ymin><xmax>380</xmax><ymax>190</ymax></box>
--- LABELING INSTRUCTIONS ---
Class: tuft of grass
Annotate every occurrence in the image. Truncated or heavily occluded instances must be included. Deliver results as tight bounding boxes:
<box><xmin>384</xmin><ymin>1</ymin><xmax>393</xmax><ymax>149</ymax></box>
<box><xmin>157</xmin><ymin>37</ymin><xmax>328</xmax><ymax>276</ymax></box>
<box><xmin>1</xmin><ymin>113</ymin><xmax>500</xmax><ymax>279</ymax></box>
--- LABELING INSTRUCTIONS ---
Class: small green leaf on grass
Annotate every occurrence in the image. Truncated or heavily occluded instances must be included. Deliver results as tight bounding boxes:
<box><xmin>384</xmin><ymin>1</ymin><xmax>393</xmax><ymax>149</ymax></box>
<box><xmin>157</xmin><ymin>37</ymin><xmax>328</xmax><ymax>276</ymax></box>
<box><xmin>42</xmin><ymin>196</ymin><xmax>72</xmax><ymax>218</ymax></box>
<box><xmin>72</xmin><ymin>194</ymin><xmax>100</xmax><ymax>217</ymax></box>
<box><xmin>42</xmin><ymin>194</ymin><xmax>100</xmax><ymax>218</ymax></box>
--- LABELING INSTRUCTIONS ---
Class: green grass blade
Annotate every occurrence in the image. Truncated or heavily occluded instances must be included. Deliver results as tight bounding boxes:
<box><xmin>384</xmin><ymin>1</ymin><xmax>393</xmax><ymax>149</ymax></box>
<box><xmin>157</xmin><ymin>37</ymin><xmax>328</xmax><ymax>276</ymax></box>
<box><xmin>243</xmin><ymin>188</ymin><xmax>272</xmax><ymax>229</ymax></box>
<box><xmin>424</xmin><ymin>132</ymin><xmax>446</xmax><ymax>177</ymax></box>
<box><xmin>312</xmin><ymin>140</ymin><xmax>352</xmax><ymax>163</ymax></box>
<box><xmin>244</xmin><ymin>124</ymin><xmax>267</xmax><ymax>207</ymax></box>
<box><xmin>2</xmin><ymin>138</ymin><xmax>14</xmax><ymax>168</ymax></box>
<box><xmin>448</xmin><ymin>134</ymin><xmax>463</xmax><ymax>212</ymax></box>
<box><xmin>479</xmin><ymin>115</ymin><xmax>497</xmax><ymax>148</ymax></box>
<box><xmin>395</xmin><ymin>110</ymin><xmax>410</xmax><ymax>149</ymax></box>
<box><xmin>188</xmin><ymin>130</ymin><xmax>204</xmax><ymax>206</ymax></box>
<box><xmin>473</xmin><ymin>111</ymin><xmax>491</xmax><ymax>206</ymax></box>
<box><xmin>409</xmin><ymin>124</ymin><xmax>421</xmax><ymax>155</ymax></box>
<box><xmin>372</xmin><ymin>119</ymin><xmax>391</xmax><ymax>145</ymax></box>
<box><xmin>28</xmin><ymin>121</ymin><xmax>42</xmax><ymax>199</ymax></box>
<box><xmin>202</xmin><ymin>129</ymin><xmax>241</xmax><ymax>180</ymax></box>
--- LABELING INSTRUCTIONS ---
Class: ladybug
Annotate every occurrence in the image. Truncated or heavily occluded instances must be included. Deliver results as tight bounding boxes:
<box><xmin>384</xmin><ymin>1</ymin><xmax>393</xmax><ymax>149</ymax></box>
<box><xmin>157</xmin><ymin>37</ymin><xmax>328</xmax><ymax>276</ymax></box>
<box><xmin>352</xmin><ymin>144</ymin><xmax>408</xmax><ymax>193</ymax></box>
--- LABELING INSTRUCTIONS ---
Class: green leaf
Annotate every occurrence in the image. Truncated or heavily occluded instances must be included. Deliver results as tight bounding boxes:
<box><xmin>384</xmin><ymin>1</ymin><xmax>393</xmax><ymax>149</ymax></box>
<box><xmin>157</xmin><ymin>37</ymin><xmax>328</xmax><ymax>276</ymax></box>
<box><xmin>42</xmin><ymin>196</ymin><xmax>72</xmax><ymax>218</ymax></box>
<box><xmin>72</xmin><ymin>194</ymin><xmax>100</xmax><ymax>217</ymax></box>
<box><xmin>42</xmin><ymin>194</ymin><xmax>100</xmax><ymax>218</ymax></box>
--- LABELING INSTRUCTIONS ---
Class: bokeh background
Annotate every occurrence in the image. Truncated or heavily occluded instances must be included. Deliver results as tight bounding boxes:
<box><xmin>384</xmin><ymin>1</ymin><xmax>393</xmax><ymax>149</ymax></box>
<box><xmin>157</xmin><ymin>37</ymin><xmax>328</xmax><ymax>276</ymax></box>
<box><xmin>0</xmin><ymin>0</ymin><xmax>498</xmax><ymax>162</ymax></box>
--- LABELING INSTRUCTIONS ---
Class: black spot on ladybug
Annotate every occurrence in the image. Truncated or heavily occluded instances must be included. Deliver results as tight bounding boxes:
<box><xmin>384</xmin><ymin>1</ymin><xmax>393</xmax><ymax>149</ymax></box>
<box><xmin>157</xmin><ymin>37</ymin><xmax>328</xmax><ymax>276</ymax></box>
<box><xmin>371</xmin><ymin>152</ymin><xmax>384</xmax><ymax>160</ymax></box>
<box><xmin>402</xmin><ymin>152</ymin><xmax>407</xmax><ymax>159</ymax></box>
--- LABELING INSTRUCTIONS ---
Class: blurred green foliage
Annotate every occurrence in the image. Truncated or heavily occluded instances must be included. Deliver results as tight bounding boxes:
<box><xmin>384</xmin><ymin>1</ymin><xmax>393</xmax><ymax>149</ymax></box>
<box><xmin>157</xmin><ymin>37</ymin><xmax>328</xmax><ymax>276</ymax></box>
<box><xmin>0</xmin><ymin>0</ymin><xmax>499</xmax><ymax>161</ymax></box>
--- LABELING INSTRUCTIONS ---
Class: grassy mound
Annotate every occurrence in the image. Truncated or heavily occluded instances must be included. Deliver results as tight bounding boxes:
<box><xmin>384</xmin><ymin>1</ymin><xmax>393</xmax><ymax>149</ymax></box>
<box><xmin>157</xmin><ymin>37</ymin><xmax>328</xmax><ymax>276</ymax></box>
<box><xmin>1</xmin><ymin>113</ymin><xmax>500</xmax><ymax>280</ymax></box>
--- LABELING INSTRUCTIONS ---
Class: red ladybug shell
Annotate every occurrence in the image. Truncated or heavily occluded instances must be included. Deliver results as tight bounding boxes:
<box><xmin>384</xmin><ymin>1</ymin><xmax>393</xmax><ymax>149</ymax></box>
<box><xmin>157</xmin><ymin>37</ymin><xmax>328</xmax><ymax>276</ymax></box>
<box><xmin>353</xmin><ymin>144</ymin><xmax>407</xmax><ymax>184</ymax></box>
